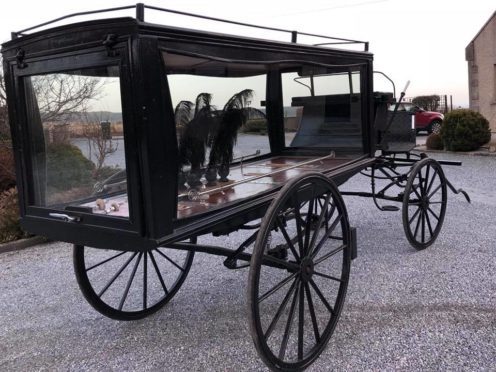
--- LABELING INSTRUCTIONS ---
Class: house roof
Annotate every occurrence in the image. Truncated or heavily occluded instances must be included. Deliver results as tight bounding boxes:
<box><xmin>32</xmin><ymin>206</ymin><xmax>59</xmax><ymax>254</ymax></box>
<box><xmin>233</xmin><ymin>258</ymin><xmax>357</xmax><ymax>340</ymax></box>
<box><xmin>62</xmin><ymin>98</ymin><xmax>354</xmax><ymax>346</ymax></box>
<box><xmin>466</xmin><ymin>10</ymin><xmax>496</xmax><ymax>47</ymax></box>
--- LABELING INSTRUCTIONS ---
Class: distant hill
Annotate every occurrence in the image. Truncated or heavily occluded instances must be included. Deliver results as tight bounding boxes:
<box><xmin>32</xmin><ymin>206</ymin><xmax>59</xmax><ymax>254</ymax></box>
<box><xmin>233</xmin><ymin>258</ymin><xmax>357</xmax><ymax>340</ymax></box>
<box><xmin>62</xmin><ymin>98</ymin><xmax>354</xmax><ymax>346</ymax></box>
<box><xmin>50</xmin><ymin>111</ymin><xmax>122</xmax><ymax>123</ymax></box>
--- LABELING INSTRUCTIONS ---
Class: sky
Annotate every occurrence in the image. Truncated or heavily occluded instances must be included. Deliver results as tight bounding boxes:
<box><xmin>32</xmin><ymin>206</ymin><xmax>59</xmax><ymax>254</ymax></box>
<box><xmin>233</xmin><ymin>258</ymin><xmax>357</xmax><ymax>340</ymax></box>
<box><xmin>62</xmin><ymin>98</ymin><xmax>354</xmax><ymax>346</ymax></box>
<box><xmin>1</xmin><ymin>0</ymin><xmax>495</xmax><ymax>108</ymax></box>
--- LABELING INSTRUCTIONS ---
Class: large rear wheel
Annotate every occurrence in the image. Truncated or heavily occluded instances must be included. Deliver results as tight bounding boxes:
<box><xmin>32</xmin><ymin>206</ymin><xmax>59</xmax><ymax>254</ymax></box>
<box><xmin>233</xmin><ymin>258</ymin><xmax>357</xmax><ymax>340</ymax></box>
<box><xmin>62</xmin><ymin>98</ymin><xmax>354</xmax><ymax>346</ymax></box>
<box><xmin>248</xmin><ymin>173</ymin><xmax>351</xmax><ymax>371</ymax></box>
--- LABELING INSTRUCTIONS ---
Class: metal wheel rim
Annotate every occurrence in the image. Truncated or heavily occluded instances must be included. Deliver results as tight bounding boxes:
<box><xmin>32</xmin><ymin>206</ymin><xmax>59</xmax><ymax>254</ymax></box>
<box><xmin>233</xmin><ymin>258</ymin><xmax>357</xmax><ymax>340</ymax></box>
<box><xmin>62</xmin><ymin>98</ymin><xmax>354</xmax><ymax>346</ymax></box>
<box><xmin>431</xmin><ymin>121</ymin><xmax>442</xmax><ymax>134</ymax></box>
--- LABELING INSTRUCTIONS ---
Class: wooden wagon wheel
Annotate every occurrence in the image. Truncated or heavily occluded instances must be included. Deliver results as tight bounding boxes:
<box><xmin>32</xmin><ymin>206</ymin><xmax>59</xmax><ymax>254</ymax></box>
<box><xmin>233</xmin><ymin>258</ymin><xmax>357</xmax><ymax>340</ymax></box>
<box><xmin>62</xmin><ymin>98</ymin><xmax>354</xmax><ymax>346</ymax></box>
<box><xmin>73</xmin><ymin>240</ymin><xmax>195</xmax><ymax>320</ymax></box>
<box><xmin>248</xmin><ymin>173</ymin><xmax>351</xmax><ymax>371</ymax></box>
<box><xmin>402</xmin><ymin>158</ymin><xmax>447</xmax><ymax>250</ymax></box>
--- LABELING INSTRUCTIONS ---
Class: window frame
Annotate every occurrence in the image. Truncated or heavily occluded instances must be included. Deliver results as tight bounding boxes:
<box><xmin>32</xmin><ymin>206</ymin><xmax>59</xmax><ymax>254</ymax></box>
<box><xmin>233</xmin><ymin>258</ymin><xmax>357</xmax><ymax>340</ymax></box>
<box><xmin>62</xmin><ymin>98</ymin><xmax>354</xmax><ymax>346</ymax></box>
<box><xmin>12</xmin><ymin>47</ymin><xmax>142</xmax><ymax>232</ymax></box>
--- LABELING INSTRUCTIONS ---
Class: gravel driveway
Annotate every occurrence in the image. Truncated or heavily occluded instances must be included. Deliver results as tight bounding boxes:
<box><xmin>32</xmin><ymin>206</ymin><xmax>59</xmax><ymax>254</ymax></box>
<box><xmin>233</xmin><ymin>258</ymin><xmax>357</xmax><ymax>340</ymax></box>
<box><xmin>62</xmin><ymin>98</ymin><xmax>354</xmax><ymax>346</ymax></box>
<box><xmin>1</xmin><ymin>152</ymin><xmax>495</xmax><ymax>371</ymax></box>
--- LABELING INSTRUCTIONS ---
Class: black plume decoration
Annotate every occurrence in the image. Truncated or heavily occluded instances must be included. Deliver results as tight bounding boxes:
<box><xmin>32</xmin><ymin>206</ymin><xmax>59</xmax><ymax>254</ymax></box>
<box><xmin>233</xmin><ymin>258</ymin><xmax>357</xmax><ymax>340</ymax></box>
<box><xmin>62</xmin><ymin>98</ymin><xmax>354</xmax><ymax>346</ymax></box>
<box><xmin>208</xmin><ymin>89</ymin><xmax>253</xmax><ymax>169</ymax></box>
<box><xmin>177</xmin><ymin>93</ymin><xmax>216</xmax><ymax>171</ymax></box>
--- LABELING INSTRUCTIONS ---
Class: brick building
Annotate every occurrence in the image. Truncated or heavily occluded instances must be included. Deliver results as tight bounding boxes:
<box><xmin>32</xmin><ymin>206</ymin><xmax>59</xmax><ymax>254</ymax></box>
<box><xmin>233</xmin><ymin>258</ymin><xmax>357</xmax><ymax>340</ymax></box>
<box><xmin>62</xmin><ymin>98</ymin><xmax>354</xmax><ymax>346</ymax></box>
<box><xmin>466</xmin><ymin>11</ymin><xmax>496</xmax><ymax>133</ymax></box>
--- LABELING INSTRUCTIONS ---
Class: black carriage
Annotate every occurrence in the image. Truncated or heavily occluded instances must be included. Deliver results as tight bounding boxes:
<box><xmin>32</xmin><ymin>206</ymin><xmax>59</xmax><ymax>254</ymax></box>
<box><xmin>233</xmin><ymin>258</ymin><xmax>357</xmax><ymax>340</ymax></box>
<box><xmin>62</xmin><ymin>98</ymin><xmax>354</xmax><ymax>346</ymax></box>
<box><xmin>1</xmin><ymin>4</ymin><xmax>469</xmax><ymax>371</ymax></box>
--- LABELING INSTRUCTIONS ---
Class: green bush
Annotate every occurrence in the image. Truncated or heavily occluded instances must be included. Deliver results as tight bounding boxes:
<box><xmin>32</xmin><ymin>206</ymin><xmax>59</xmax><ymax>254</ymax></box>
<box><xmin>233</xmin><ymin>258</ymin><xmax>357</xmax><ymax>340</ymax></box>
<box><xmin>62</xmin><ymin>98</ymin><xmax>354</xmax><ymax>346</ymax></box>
<box><xmin>426</xmin><ymin>133</ymin><xmax>444</xmax><ymax>150</ymax></box>
<box><xmin>242</xmin><ymin>119</ymin><xmax>267</xmax><ymax>134</ymax></box>
<box><xmin>46</xmin><ymin>143</ymin><xmax>95</xmax><ymax>191</ymax></box>
<box><xmin>441</xmin><ymin>109</ymin><xmax>491</xmax><ymax>151</ymax></box>
<box><xmin>0</xmin><ymin>187</ymin><xmax>28</xmax><ymax>243</ymax></box>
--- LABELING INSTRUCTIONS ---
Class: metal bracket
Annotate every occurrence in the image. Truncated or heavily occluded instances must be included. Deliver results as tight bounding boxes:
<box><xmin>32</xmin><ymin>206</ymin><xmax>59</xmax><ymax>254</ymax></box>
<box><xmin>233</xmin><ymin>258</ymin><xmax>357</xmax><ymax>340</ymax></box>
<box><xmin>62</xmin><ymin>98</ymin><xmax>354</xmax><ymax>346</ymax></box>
<box><xmin>102</xmin><ymin>34</ymin><xmax>119</xmax><ymax>57</ymax></box>
<box><xmin>15</xmin><ymin>49</ymin><xmax>27</xmax><ymax>69</ymax></box>
<box><xmin>49</xmin><ymin>213</ymin><xmax>80</xmax><ymax>223</ymax></box>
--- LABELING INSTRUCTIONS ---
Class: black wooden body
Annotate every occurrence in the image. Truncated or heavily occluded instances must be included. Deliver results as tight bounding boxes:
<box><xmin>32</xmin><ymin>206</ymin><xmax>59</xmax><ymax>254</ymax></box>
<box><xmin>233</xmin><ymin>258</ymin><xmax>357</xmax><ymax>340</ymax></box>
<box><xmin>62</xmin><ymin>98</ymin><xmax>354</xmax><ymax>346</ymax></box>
<box><xmin>2</xmin><ymin>15</ymin><xmax>376</xmax><ymax>251</ymax></box>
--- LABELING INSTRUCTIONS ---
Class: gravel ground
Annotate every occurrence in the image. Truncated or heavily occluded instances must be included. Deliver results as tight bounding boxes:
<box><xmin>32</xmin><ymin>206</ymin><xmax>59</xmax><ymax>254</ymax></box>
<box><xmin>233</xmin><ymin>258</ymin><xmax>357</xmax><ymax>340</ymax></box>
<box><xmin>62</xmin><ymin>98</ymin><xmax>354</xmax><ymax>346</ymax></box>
<box><xmin>0</xmin><ymin>152</ymin><xmax>495</xmax><ymax>371</ymax></box>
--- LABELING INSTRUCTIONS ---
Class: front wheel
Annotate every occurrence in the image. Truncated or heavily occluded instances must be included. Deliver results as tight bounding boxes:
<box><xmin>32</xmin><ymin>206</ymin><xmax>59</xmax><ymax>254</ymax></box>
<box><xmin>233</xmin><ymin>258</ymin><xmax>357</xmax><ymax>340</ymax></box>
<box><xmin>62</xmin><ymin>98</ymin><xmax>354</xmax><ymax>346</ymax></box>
<box><xmin>402</xmin><ymin>158</ymin><xmax>447</xmax><ymax>250</ymax></box>
<box><xmin>248</xmin><ymin>173</ymin><xmax>351</xmax><ymax>371</ymax></box>
<box><xmin>74</xmin><ymin>242</ymin><xmax>195</xmax><ymax>320</ymax></box>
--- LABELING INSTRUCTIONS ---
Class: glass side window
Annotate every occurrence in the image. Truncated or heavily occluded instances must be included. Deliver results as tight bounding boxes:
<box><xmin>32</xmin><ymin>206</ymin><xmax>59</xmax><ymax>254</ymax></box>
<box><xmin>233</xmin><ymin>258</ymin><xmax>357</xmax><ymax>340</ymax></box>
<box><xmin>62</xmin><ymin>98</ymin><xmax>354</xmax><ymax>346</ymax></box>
<box><xmin>163</xmin><ymin>51</ymin><xmax>271</xmax><ymax>219</ymax></box>
<box><xmin>163</xmin><ymin>52</ymin><xmax>269</xmax><ymax>187</ymax></box>
<box><xmin>24</xmin><ymin>66</ymin><xmax>129</xmax><ymax>218</ymax></box>
<box><xmin>282</xmin><ymin>67</ymin><xmax>363</xmax><ymax>150</ymax></box>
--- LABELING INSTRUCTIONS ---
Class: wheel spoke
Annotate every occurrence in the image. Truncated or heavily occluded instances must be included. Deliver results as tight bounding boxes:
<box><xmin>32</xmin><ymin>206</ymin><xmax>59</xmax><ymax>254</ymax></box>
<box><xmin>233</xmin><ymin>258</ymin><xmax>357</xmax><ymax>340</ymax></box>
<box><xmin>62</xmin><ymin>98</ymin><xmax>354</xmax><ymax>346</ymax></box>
<box><xmin>118</xmin><ymin>252</ymin><xmax>142</xmax><ymax>311</ymax></box>
<box><xmin>314</xmin><ymin>244</ymin><xmax>346</xmax><ymax>266</ymax></box>
<box><xmin>298</xmin><ymin>281</ymin><xmax>305</xmax><ymax>360</ymax></box>
<box><xmin>304</xmin><ymin>282</ymin><xmax>320</xmax><ymax>343</ymax></box>
<box><xmin>143</xmin><ymin>253</ymin><xmax>148</xmax><ymax>310</ymax></box>
<box><xmin>427</xmin><ymin>207</ymin><xmax>440</xmax><ymax>221</ymax></box>
<box><xmin>408</xmin><ymin>206</ymin><xmax>422</xmax><ymax>225</ymax></box>
<box><xmin>276</xmin><ymin>217</ymin><xmax>300</xmax><ymax>261</ymax></box>
<box><xmin>292</xmin><ymin>195</ymin><xmax>305</xmax><ymax>255</ymax></box>
<box><xmin>424</xmin><ymin>209</ymin><xmax>434</xmax><ymax>238</ymax></box>
<box><xmin>278</xmin><ymin>281</ymin><xmax>300</xmax><ymax>361</ymax></box>
<box><xmin>313</xmin><ymin>270</ymin><xmax>343</xmax><ymax>283</ymax></box>
<box><xmin>309</xmin><ymin>279</ymin><xmax>335</xmax><ymax>316</ymax></box>
<box><xmin>421</xmin><ymin>210</ymin><xmax>426</xmax><ymax>244</ymax></box>
<box><xmin>308</xmin><ymin>193</ymin><xmax>332</xmax><ymax>254</ymax></box>
<box><xmin>411</xmin><ymin>181</ymin><xmax>422</xmax><ymax>200</ymax></box>
<box><xmin>423</xmin><ymin>165</ymin><xmax>430</xmax><ymax>193</ymax></box>
<box><xmin>311</xmin><ymin>215</ymin><xmax>342</xmax><ymax>260</ymax></box>
<box><xmin>428</xmin><ymin>184</ymin><xmax>442</xmax><ymax>199</ymax></box>
<box><xmin>155</xmin><ymin>248</ymin><xmax>185</xmax><ymax>272</ymax></box>
<box><xmin>264</xmin><ymin>279</ymin><xmax>298</xmax><ymax>340</ymax></box>
<box><xmin>97</xmin><ymin>252</ymin><xmax>138</xmax><ymax>297</ymax></box>
<box><xmin>259</xmin><ymin>272</ymin><xmax>298</xmax><ymax>303</ymax></box>
<box><xmin>303</xmin><ymin>186</ymin><xmax>316</xmax><ymax>255</ymax></box>
<box><xmin>426</xmin><ymin>169</ymin><xmax>438</xmax><ymax>194</ymax></box>
<box><xmin>413</xmin><ymin>211</ymin><xmax>422</xmax><ymax>241</ymax></box>
<box><xmin>417</xmin><ymin>171</ymin><xmax>425</xmax><ymax>194</ymax></box>
<box><xmin>86</xmin><ymin>251</ymin><xmax>127</xmax><ymax>272</ymax></box>
<box><xmin>149</xmin><ymin>250</ymin><xmax>169</xmax><ymax>295</ymax></box>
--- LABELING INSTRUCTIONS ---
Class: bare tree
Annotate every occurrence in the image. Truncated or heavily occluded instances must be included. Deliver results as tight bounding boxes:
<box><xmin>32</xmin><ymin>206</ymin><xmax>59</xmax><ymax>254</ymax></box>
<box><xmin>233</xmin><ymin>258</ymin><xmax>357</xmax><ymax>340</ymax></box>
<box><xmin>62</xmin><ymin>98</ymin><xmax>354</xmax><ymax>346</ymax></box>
<box><xmin>31</xmin><ymin>73</ymin><xmax>102</xmax><ymax>123</ymax></box>
<box><xmin>0</xmin><ymin>59</ymin><xmax>10</xmax><ymax>140</ymax></box>
<box><xmin>81</xmin><ymin>112</ymin><xmax>118</xmax><ymax>177</ymax></box>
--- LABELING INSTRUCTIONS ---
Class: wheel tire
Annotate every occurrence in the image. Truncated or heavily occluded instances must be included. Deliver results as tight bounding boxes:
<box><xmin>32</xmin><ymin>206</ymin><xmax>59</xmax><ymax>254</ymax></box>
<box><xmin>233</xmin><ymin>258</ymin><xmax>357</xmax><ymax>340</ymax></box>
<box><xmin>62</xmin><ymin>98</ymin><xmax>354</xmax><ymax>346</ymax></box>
<box><xmin>402</xmin><ymin>158</ymin><xmax>447</xmax><ymax>250</ymax></box>
<box><xmin>74</xmin><ymin>241</ymin><xmax>195</xmax><ymax>320</ymax></box>
<box><xmin>428</xmin><ymin>120</ymin><xmax>442</xmax><ymax>134</ymax></box>
<box><xmin>248</xmin><ymin>173</ymin><xmax>351</xmax><ymax>371</ymax></box>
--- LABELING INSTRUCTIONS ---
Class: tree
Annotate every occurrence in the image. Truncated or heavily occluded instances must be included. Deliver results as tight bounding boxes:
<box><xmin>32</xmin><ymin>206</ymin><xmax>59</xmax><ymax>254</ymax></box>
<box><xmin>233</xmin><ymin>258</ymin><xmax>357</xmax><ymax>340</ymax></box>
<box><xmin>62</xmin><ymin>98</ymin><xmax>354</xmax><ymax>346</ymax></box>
<box><xmin>411</xmin><ymin>95</ymin><xmax>440</xmax><ymax>111</ymax></box>
<box><xmin>0</xmin><ymin>60</ymin><xmax>10</xmax><ymax>140</ymax></box>
<box><xmin>31</xmin><ymin>73</ymin><xmax>102</xmax><ymax>123</ymax></box>
<box><xmin>81</xmin><ymin>111</ymin><xmax>119</xmax><ymax>177</ymax></box>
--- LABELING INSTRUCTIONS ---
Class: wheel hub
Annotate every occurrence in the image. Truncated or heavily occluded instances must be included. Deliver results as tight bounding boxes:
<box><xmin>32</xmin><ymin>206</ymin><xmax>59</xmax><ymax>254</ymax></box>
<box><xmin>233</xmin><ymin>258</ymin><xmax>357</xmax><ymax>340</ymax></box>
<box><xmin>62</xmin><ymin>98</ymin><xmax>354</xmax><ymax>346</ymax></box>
<box><xmin>420</xmin><ymin>195</ymin><xmax>429</xmax><ymax>209</ymax></box>
<box><xmin>300</xmin><ymin>257</ymin><xmax>315</xmax><ymax>283</ymax></box>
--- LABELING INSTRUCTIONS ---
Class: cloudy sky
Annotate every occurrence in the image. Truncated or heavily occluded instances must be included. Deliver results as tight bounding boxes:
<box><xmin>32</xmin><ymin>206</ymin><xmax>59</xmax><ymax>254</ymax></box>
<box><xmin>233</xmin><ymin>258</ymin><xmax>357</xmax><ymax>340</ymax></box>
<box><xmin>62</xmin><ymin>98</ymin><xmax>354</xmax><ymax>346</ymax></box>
<box><xmin>1</xmin><ymin>0</ymin><xmax>494</xmax><ymax>107</ymax></box>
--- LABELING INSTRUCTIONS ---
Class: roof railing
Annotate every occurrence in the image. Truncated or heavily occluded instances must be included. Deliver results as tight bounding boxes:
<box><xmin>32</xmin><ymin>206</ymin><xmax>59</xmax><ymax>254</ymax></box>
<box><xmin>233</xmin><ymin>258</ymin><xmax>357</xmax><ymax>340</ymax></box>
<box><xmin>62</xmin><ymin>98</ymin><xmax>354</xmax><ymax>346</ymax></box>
<box><xmin>12</xmin><ymin>3</ymin><xmax>369</xmax><ymax>52</ymax></box>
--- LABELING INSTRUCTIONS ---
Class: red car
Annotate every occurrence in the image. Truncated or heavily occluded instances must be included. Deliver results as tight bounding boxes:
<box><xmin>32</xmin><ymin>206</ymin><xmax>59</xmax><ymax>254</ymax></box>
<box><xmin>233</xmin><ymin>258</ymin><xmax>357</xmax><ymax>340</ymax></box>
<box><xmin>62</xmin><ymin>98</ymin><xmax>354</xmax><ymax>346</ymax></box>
<box><xmin>389</xmin><ymin>102</ymin><xmax>444</xmax><ymax>134</ymax></box>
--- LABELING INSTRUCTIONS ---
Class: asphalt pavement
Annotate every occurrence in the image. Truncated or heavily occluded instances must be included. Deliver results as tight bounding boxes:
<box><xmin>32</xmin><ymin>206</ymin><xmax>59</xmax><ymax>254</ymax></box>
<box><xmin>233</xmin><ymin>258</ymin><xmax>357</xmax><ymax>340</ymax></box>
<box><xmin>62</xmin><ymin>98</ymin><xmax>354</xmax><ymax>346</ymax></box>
<box><xmin>0</xmin><ymin>151</ymin><xmax>495</xmax><ymax>371</ymax></box>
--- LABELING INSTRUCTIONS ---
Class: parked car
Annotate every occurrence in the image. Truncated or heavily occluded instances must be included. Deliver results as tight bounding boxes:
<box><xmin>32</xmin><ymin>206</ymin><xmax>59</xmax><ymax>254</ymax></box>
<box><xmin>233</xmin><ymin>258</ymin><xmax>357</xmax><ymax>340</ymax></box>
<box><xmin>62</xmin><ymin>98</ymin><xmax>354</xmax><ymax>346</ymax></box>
<box><xmin>389</xmin><ymin>102</ymin><xmax>444</xmax><ymax>134</ymax></box>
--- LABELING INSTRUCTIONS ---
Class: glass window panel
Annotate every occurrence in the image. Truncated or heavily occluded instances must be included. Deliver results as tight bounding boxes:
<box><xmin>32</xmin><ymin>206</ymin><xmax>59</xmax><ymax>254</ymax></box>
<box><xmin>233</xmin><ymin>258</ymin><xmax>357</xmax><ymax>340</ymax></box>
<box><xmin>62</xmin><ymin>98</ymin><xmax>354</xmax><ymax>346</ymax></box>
<box><xmin>163</xmin><ymin>52</ymin><xmax>270</xmax><ymax>218</ymax></box>
<box><xmin>24</xmin><ymin>66</ymin><xmax>129</xmax><ymax>218</ymax></box>
<box><xmin>282</xmin><ymin>68</ymin><xmax>363</xmax><ymax>150</ymax></box>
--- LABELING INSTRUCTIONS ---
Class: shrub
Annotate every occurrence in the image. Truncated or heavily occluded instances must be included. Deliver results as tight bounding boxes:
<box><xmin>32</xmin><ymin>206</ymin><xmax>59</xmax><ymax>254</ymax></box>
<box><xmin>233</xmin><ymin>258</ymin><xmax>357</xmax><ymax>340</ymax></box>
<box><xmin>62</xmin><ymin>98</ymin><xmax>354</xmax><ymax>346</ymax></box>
<box><xmin>426</xmin><ymin>133</ymin><xmax>444</xmax><ymax>150</ymax></box>
<box><xmin>441</xmin><ymin>109</ymin><xmax>491</xmax><ymax>151</ymax></box>
<box><xmin>0</xmin><ymin>187</ymin><xmax>28</xmax><ymax>243</ymax></box>
<box><xmin>242</xmin><ymin>119</ymin><xmax>267</xmax><ymax>134</ymax></box>
<box><xmin>46</xmin><ymin>143</ymin><xmax>95</xmax><ymax>191</ymax></box>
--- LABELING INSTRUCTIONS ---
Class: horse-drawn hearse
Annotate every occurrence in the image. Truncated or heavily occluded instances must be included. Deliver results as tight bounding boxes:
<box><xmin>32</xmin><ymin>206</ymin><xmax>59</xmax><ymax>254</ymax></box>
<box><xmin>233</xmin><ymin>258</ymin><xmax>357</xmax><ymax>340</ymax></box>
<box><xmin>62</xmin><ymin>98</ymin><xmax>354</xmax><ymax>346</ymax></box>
<box><xmin>2</xmin><ymin>4</ymin><xmax>469</xmax><ymax>370</ymax></box>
